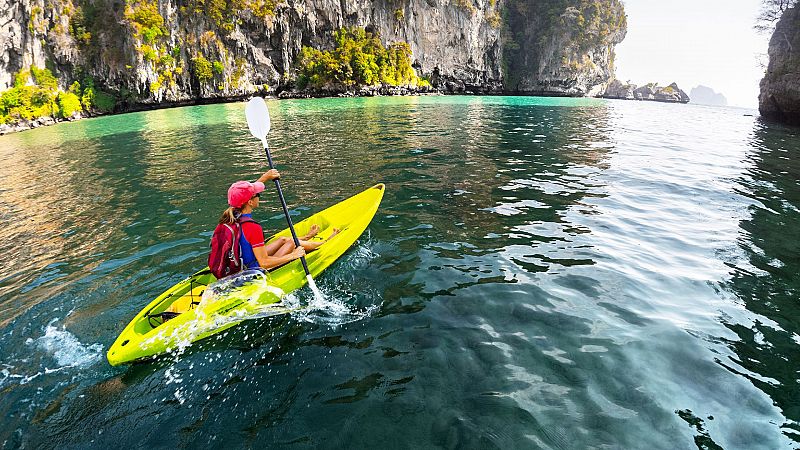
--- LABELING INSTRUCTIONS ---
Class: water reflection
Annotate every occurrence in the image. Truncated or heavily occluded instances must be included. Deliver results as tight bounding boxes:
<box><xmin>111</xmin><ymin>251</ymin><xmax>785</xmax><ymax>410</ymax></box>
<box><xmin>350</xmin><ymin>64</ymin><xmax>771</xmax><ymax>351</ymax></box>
<box><xmin>2</xmin><ymin>98</ymin><xmax>800</xmax><ymax>449</ymax></box>
<box><xmin>723</xmin><ymin>120</ymin><xmax>800</xmax><ymax>441</ymax></box>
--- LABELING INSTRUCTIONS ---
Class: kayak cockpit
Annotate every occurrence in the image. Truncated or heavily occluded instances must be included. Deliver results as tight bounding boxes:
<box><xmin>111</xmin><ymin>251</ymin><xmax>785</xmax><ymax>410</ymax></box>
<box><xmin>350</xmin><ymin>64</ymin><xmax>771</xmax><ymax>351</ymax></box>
<box><xmin>135</xmin><ymin>271</ymin><xmax>217</xmax><ymax>334</ymax></box>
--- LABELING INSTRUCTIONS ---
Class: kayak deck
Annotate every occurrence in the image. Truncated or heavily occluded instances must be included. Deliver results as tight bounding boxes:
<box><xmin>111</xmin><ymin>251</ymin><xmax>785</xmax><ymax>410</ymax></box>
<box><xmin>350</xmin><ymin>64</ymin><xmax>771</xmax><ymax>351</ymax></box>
<box><xmin>107</xmin><ymin>183</ymin><xmax>385</xmax><ymax>366</ymax></box>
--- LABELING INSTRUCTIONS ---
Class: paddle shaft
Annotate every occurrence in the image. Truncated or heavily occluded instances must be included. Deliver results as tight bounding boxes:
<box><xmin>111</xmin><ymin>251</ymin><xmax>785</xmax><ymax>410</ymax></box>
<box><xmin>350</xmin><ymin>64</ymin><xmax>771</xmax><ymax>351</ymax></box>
<box><xmin>263</xmin><ymin>144</ymin><xmax>312</xmax><ymax>277</ymax></box>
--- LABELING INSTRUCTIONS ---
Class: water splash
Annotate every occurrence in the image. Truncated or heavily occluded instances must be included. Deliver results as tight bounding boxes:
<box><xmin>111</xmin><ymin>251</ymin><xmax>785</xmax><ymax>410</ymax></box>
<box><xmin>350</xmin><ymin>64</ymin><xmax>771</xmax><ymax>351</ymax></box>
<box><xmin>306</xmin><ymin>274</ymin><xmax>328</xmax><ymax>305</ymax></box>
<box><xmin>286</xmin><ymin>241</ymin><xmax>381</xmax><ymax>326</ymax></box>
<box><xmin>140</xmin><ymin>270</ymin><xmax>294</xmax><ymax>360</ymax></box>
<box><xmin>27</xmin><ymin>319</ymin><xmax>103</xmax><ymax>369</ymax></box>
<box><xmin>138</xmin><ymin>245</ymin><xmax>381</xmax><ymax>363</ymax></box>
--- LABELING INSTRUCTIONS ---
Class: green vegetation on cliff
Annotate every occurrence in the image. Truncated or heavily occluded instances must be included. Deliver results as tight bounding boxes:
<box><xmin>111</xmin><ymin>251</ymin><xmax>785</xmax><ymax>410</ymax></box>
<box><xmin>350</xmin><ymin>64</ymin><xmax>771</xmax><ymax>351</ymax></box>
<box><xmin>296</xmin><ymin>27</ymin><xmax>428</xmax><ymax>90</ymax></box>
<box><xmin>0</xmin><ymin>67</ymin><xmax>116</xmax><ymax>125</ymax></box>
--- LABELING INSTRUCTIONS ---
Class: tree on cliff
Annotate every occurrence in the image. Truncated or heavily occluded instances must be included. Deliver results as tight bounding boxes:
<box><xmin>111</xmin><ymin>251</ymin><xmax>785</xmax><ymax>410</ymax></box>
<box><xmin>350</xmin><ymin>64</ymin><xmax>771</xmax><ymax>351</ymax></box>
<box><xmin>756</xmin><ymin>0</ymin><xmax>798</xmax><ymax>32</ymax></box>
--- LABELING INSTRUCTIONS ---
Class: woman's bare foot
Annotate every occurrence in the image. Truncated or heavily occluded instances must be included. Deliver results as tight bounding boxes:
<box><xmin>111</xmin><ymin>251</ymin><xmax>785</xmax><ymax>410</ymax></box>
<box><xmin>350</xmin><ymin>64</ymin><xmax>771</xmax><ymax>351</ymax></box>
<box><xmin>324</xmin><ymin>228</ymin><xmax>340</xmax><ymax>242</ymax></box>
<box><xmin>301</xmin><ymin>224</ymin><xmax>321</xmax><ymax>240</ymax></box>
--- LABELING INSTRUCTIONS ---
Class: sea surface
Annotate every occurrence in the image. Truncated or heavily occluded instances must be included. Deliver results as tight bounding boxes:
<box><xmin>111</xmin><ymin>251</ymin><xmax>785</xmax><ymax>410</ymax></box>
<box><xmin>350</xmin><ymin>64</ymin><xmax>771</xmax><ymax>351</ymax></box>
<box><xmin>0</xmin><ymin>96</ymin><xmax>798</xmax><ymax>449</ymax></box>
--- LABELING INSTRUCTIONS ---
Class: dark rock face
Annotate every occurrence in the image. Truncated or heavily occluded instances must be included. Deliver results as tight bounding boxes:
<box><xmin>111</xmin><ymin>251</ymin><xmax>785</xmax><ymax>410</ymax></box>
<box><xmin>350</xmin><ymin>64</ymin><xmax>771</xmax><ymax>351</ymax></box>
<box><xmin>0</xmin><ymin>0</ymin><xmax>627</xmax><ymax>107</ymax></box>
<box><xmin>760</xmin><ymin>5</ymin><xmax>800</xmax><ymax>125</ymax></box>
<box><xmin>690</xmin><ymin>85</ymin><xmax>727</xmax><ymax>106</ymax></box>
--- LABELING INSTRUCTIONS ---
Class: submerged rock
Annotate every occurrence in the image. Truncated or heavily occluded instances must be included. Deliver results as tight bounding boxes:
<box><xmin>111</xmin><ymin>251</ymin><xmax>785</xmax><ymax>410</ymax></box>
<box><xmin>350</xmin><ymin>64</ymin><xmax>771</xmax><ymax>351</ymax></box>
<box><xmin>759</xmin><ymin>5</ymin><xmax>800</xmax><ymax>125</ymax></box>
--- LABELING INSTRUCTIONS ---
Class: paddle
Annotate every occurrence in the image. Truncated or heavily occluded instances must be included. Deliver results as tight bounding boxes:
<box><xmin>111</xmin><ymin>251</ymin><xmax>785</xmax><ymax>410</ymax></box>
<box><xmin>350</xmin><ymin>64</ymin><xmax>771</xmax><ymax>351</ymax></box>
<box><xmin>245</xmin><ymin>97</ymin><xmax>324</xmax><ymax>300</ymax></box>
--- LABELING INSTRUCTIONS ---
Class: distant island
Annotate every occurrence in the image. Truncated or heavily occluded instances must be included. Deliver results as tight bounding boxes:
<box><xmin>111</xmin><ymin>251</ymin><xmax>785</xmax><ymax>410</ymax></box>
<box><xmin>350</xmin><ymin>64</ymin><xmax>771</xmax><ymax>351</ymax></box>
<box><xmin>690</xmin><ymin>86</ymin><xmax>728</xmax><ymax>106</ymax></box>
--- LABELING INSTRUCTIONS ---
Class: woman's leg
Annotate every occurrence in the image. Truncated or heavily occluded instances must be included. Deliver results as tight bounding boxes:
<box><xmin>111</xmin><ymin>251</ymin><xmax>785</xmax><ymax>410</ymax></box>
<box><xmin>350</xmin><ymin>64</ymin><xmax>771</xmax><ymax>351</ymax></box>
<box><xmin>264</xmin><ymin>237</ymin><xmax>291</xmax><ymax>255</ymax></box>
<box><xmin>299</xmin><ymin>228</ymin><xmax>340</xmax><ymax>251</ymax></box>
<box><xmin>265</xmin><ymin>228</ymin><xmax>341</xmax><ymax>255</ymax></box>
<box><xmin>270</xmin><ymin>239</ymin><xmax>296</xmax><ymax>257</ymax></box>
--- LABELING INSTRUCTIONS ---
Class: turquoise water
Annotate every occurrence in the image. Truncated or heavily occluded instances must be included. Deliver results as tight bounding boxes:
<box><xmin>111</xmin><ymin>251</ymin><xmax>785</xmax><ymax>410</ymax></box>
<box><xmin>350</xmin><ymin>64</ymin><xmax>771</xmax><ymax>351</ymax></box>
<box><xmin>0</xmin><ymin>96</ymin><xmax>798</xmax><ymax>448</ymax></box>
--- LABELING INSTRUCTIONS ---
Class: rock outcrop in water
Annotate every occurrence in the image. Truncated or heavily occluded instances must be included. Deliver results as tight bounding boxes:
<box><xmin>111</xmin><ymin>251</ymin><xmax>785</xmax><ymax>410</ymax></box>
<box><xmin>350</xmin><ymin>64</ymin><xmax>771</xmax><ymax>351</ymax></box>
<box><xmin>603</xmin><ymin>80</ymin><xmax>690</xmax><ymax>103</ymax></box>
<box><xmin>759</xmin><ymin>5</ymin><xmax>800</xmax><ymax>125</ymax></box>
<box><xmin>0</xmin><ymin>0</ymin><xmax>626</xmax><ymax>121</ymax></box>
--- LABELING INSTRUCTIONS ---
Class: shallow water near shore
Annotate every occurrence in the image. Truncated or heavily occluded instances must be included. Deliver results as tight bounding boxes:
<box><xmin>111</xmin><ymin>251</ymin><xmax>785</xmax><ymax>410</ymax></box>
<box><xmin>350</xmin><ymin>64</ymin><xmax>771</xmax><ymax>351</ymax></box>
<box><xmin>0</xmin><ymin>96</ymin><xmax>799</xmax><ymax>449</ymax></box>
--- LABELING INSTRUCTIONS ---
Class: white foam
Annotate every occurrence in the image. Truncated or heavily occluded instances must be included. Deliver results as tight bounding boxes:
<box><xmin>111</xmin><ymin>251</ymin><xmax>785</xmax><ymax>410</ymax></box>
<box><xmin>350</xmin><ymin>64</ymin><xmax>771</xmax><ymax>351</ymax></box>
<box><xmin>28</xmin><ymin>319</ymin><xmax>104</xmax><ymax>369</ymax></box>
<box><xmin>286</xmin><ymin>282</ymin><xmax>378</xmax><ymax>326</ymax></box>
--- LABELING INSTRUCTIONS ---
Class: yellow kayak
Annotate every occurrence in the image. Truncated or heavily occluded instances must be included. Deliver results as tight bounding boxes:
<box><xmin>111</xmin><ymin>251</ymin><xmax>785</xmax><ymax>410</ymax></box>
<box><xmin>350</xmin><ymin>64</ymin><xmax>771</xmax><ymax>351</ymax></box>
<box><xmin>107</xmin><ymin>183</ymin><xmax>385</xmax><ymax>366</ymax></box>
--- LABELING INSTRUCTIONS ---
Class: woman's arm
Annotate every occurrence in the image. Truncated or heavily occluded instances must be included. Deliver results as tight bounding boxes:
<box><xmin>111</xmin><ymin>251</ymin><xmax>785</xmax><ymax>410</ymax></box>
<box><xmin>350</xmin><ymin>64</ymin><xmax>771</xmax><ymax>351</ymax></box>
<box><xmin>252</xmin><ymin>245</ymin><xmax>305</xmax><ymax>270</ymax></box>
<box><xmin>257</xmin><ymin>169</ymin><xmax>280</xmax><ymax>184</ymax></box>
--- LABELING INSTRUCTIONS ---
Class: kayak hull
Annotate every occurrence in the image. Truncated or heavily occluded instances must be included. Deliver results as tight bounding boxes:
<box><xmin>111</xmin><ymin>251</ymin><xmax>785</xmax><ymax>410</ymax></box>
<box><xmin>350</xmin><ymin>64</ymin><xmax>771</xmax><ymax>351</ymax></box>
<box><xmin>107</xmin><ymin>183</ymin><xmax>384</xmax><ymax>366</ymax></box>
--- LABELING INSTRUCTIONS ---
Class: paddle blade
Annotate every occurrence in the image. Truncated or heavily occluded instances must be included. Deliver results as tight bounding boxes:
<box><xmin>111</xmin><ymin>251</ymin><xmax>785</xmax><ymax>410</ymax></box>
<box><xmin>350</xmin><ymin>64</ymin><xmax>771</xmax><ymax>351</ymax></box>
<box><xmin>245</xmin><ymin>97</ymin><xmax>271</xmax><ymax>141</ymax></box>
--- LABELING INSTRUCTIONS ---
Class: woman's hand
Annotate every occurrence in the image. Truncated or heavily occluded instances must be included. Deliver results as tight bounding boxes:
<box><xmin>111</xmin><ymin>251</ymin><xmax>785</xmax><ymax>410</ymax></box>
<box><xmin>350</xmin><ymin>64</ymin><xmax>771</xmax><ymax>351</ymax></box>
<box><xmin>291</xmin><ymin>247</ymin><xmax>306</xmax><ymax>260</ymax></box>
<box><xmin>257</xmin><ymin>169</ymin><xmax>280</xmax><ymax>183</ymax></box>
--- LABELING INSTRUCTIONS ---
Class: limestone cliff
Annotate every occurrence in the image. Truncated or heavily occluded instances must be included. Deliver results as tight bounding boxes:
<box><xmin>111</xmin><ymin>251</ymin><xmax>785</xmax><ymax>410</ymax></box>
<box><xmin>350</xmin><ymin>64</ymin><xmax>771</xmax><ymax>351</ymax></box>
<box><xmin>0</xmin><ymin>0</ymin><xmax>626</xmax><ymax>109</ymax></box>
<box><xmin>759</xmin><ymin>5</ymin><xmax>800</xmax><ymax>125</ymax></box>
<box><xmin>502</xmin><ymin>0</ymin><xmax>626</xmax><ymax>96</ymax></box>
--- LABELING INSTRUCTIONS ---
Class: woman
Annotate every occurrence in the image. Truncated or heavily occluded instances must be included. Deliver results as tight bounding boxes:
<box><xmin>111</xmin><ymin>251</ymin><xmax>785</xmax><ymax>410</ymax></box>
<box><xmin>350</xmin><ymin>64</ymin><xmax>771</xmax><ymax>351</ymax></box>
<box><xmin>220</xmin><ymin>169</ymin><xmax>338</xmax><ymax>270</ymax></box>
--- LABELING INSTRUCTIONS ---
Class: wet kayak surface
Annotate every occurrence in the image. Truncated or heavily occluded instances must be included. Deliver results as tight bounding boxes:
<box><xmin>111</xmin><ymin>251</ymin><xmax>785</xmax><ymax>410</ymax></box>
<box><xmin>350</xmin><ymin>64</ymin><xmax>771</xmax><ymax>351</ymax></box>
<box><xmin>0</xmin><ymin>97</ymin><xmax>798</xmax><ymax>448</ymax></box>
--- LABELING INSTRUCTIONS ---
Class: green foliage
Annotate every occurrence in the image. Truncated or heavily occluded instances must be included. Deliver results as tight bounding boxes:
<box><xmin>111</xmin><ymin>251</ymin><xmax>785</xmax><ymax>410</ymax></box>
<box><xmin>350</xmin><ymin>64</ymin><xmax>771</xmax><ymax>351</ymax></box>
<box><xmin>159</xmin><ymin>54</ymin><xmax>175</xmax><ymax>67</ymax></box>
<box><xmin>556</xmin><ymin>0</ymin><xmax>627</xmax><ymax>50</ymax></box>
<box><xmin>192</xmin><ymin>55</ymin><xmax>214</xmax><ymax>82</ymax></box>
<box><xmin>454</xmin><ymin>0</ymin><xmax>476</xmax><ymax>14</ymax></box>
<box><xmin>140</xmin><ymin>44</ymin><xmax>158</xmax><ymax>61</ymax></box>
<box><xmin>213</xmin><ymin>61</ymin><xmax>225</xmax><ymax>74</ymax></box>
<box><xmin>486</xmin><ymin>11</ymin><xmax>502</xmax><ymax>27</ymax></box>
<box><xmin>126</xmin><ymin>0</ymin><xmax>167</xmax><ymax>49</ymax></box>
<box><xmin>14</xmin><ymin>70</ymin><xmax>30</xmax><ymax>87</ymax></box>
<box><xmin>190</xmin><ymin>0</ymin><xmax>275</xmax><ymax>32</ymax></box>
<box><xmin>247</xmin><ymin>0</ymin><xmax>277</xmax><ymax>20</ymax></box>
<box><xmin>92</xmin><ymin>90</ymin><xmax>117</xmax><ymax>112</ymax></box>
<box><xmin>296</xmin><ymin>27</ymin><xmax>426</xmax><ymax>90</ymax></box>
<box><xmin>29</xmin><ymin>6</ymin><xmax>42</xmax><ymax>33</ymax></box>
<box><xmin>80</xmin><ymin>85</ymin><xmax>94</xmax><ymax>109</ymax></box>
<box><xmin>68</xmin><ymin>5</ymin><xmax>93</xmax><ymax>44</ymax></box>
<box><xmin>141</xmin><ymin>26</ymin><xmax>163</xmax><ymax>43</ymax></box>
<box><xmin>0</xmin><ymin>67</ymin><xmax>61</xmax><ymax>124</ymax></box>
<box><xmin>57</xmin><ymin>91</ymin><xmax>82</xmax><ymax>118</ymax></box>
<box><xmin>78</xmin><ymin>75</ymin><xmax>117</xmax><ymax>113</ymax></box>
<box><xmin>230</xmin><ymin>57</ymin><xmax>246</xmax><ymax>86</ymax></box>
<box><xmin>31</xmin><ymin>67</ymin><xmax>58</xmax><ymax>89</ymax></box>
<box><xmin>129</xmin><ymin>2</ymin><xmax>164</xmax><ymax>30</ymax></box>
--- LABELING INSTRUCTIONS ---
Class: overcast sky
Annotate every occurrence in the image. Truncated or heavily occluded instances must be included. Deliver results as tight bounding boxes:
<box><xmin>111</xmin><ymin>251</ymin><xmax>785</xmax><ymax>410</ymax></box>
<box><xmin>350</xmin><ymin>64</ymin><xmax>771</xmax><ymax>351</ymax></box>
<box><xmin>614</xmin><ymin>0</ymin><xmax>772</xmax><ymax>108</ymax></box>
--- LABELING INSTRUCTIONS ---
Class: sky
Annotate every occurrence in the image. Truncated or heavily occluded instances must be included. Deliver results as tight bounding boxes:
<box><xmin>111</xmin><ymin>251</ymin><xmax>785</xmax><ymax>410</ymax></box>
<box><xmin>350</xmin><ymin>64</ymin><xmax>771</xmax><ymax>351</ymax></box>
<box><xmin>614</xmin><ymin>0</ymin><xmax>772</xmax><ymax>108</ymax></box>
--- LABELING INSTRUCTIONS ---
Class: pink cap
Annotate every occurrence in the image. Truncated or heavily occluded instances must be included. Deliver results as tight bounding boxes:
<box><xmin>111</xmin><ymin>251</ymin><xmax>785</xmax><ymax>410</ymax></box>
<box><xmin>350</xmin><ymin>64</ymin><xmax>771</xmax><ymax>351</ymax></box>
<box><xmin>227</xmin><ymin>181</ymin><xmax>266</xmax><ymax>208</ymax></box>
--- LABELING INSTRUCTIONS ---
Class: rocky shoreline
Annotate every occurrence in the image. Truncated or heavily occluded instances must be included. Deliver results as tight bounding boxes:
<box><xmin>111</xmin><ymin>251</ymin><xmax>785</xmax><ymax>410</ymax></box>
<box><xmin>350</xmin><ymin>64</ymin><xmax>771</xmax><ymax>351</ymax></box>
<box><xmin>1</xmin><ymin>82</ymin><xmax>698</xmax><ymax>136</ymax></box>
<box><xmin>0</xmin><ymin>86</ymin><xmax>444</xmax><ymax>135</ymax></box>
